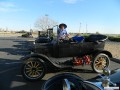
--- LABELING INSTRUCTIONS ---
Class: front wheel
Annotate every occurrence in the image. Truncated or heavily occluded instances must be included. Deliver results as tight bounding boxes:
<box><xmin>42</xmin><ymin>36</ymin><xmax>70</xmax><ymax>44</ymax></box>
<box><xmin>21</xmin><ymin>58</ymin><xmax>46</xmax><ymax>81</ymax></box>
<box><xmin>91</xmin><ymin>53</ymin><xmax>110</xmax><ymax>73</ymax></box>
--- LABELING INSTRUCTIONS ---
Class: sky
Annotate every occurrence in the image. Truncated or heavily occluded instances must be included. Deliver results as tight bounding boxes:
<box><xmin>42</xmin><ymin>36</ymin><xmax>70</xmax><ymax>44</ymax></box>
<box><xmin>0</xmin><ymin>0</ymin><xmax>120</xmax><ymax>34</ymax></box>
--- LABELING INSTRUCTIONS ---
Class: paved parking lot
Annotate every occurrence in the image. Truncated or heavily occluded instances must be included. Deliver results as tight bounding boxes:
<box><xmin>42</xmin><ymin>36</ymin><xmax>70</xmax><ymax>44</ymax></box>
<box><xmin>0</xmin><ymin>37</ymin><xmax>120</xmax><ymax>90</ymax></box>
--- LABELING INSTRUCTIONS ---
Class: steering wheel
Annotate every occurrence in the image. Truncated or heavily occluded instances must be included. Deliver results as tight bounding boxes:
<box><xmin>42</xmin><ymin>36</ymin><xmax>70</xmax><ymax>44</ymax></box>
<box><xmin>41</xmin><ymin>73</ymin><xmax>86</xmax><ymax>90</ymax></box>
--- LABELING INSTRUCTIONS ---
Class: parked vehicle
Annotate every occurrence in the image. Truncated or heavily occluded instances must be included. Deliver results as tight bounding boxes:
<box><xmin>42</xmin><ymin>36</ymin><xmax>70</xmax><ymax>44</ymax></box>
<box><xmin>42</xmin><ymin>68</ymin><xmax>120</xmax><ymax>90</ymax></box>
<box><xmin>21</xmin><ymin>25</ymin><xmax>112</xmax><ymax>81</ymax></box>
<box><xmin>35</xmin><ymin>29</ymin><xmax>53</xmax><ymax>43</ymax></box>
<box><xmin>21</xmin><ymin>32</ymin><xmax>33</xmax><ymax>38</ymax></box>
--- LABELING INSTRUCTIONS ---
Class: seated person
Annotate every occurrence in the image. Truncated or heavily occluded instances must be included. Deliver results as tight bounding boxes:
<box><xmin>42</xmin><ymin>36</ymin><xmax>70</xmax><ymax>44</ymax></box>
<box><xmin>57</xmin><ymin>23</ymin><xmax>69</xmax><ymax>40</ymax></box>
<box><xmin>72</xmin><ymin>34</ymin><xmax>84</xmax><ymax>43</ymax></box>
<box><xmin>57</xmin><ymin>24</ymin><xmax>84</xmax><ymax>43</ymax></box>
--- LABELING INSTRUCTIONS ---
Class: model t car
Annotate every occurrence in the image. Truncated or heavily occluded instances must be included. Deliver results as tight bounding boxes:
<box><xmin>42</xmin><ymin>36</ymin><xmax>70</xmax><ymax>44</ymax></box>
<box><xmin>21</xmin><ymin>25</ymin><xmax>112</xmax><ymax>81</ymax></box>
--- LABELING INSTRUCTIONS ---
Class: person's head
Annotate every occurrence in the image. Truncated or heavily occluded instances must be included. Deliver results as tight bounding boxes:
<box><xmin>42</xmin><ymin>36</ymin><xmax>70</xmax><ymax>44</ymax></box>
<box><xmin>59</xmin><ymin>23</ymin><xmax>67</xmax><ymax>30</ymax></box>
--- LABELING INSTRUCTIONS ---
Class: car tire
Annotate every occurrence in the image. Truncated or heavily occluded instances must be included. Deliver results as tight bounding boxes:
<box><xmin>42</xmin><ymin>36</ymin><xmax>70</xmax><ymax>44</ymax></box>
<box><xmin>21</xmin><ymin>58</ymin><xmax>46</xmax><ymax>81</ymax></box>
<box><xmin>91</xmin><ymin>53</ymin><xmax>110</xmax><ymax>73</ymax></box>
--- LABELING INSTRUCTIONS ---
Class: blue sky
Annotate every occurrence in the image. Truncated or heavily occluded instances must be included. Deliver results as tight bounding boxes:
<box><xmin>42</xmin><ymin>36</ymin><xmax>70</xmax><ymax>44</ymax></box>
<box><xmin>0</xmin><ymin>0</ymin><xmax>120</xmax><ymax>34</ymax></box>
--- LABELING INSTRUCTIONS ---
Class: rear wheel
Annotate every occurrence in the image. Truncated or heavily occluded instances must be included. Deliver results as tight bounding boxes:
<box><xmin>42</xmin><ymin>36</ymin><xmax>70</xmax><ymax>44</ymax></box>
<box><xmin>21</xmin><ymin>58</ymin><xmax>46</xmax><ymax>81</ymax></box>
<box><xmin>91</xmin><ymin>53</ymin><xmax>110</xmax><ymax>73</ymax></box>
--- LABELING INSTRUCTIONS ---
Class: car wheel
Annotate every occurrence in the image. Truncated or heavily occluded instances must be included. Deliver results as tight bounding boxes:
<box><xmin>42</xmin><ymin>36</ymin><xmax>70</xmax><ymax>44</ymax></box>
<box><xmin>91</xmin><ymin>53</ymin><xmax>110</xmax><ymax>73</ymax></box>
<box><xmin>21</xmin><ymin>58</ymin><xmax>46</xmax><ymax>81</ymax></box>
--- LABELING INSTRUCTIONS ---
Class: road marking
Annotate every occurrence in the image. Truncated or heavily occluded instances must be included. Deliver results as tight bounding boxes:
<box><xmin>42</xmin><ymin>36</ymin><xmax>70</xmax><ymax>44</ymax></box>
<box><xmin>10</xmin><ymin>81</ymin><xmax>26</xmax><ymax>88</ymax></box>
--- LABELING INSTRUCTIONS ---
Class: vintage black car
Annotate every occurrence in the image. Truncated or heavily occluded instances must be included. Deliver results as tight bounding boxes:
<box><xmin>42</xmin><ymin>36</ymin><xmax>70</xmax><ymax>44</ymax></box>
<box><xmin>21</xmin><ymin>25</ymin><xmax>112</xmax><ymax>81</ymax></box>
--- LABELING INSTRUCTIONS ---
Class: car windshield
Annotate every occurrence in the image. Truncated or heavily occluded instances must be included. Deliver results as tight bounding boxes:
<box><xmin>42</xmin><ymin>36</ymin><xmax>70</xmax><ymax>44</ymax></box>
<box><xmin>0</xmin><ymin>0</ymin><xmax>120</xmax><ymax>90</ymax></box>
<box><xmin>53</xmin><ymin>25</ymin><xmax>58</xmax><ymax>40</ymax></box>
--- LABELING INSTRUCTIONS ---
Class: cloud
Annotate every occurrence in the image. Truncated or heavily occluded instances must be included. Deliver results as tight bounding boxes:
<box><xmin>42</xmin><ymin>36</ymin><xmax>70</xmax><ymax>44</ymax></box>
<box><xmin>64</xmin><ymin>0</ymin><xmax>83</xmax><ymax>4</ymax></box>
<box><xmin>0</xmin><ymin>2</ymin><xmax>15</xmax><ymax>7</ymax></box>
<box><xmin>0</xmin><ymin>1</ymin><xmax>24</xmax><ymax>12</ymax></box>
<box><xmin>0</xmin><ymin>7</ymin><xmax>24</xmax><ymax>12</ymax></box>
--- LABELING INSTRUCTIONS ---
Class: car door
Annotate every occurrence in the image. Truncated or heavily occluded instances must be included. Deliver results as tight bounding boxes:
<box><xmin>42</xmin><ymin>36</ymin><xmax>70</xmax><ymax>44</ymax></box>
<box><xmin>79</xmin><ymin>42</ymin><xmax>95</xmax><ymax>55</ymax></box>
<box><xmin>58</xmin><ymin>42</ymin><xmax>82</xmax><ymax>57</ymax></box>
<box><xmin>58</xmin><ymin>42</ymin><xmax>71</xmax><ymax>57</ymax></box>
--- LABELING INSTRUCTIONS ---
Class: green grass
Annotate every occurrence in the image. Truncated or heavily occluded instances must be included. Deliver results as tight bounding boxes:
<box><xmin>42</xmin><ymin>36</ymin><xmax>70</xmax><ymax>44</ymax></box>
<box><xmin>108</xmin><ymin>36</ymin><xmax>120</xmax><ymax>42</ymax></box>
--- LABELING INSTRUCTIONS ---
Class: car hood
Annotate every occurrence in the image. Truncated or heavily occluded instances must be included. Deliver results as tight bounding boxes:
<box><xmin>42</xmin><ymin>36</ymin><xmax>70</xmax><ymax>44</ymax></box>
<box><xmin>96</xmin><ymin>68</ymin><xmax>120</xmax><ymax>84</ymax></box>
<box><xmin>108</xmin><ymin>69</ymin><xmax>120</xmax><ymax>83</ymax></box>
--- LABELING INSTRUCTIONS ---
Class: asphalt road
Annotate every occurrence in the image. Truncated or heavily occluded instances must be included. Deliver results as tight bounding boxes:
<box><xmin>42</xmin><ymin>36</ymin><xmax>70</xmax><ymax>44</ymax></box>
<box><xmin>0</xmin><ymin>37</ymin><xmax>120</xmax><ymax>90</ymax></box>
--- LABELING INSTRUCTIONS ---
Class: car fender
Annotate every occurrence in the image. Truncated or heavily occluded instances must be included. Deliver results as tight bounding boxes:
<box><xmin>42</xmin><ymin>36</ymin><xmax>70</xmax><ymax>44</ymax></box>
<box><xmin>93</xmin><ymin>50</ymin><xmax>112</xmax><ymax>58</ymax></box>
<box><xmin>21</xmin><ymin>53</ymin><xmax>49</xmax><ymax>60</ymax></box>
<box><xmin>20</xmin><ymin>53</ymin><xmax>60</xmax><ymax>68</ymax></box>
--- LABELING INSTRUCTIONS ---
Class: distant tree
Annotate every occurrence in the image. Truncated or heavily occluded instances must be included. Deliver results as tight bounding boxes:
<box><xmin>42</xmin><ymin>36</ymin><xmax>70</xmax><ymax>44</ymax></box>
<box><xmin>35</xmin><ymin>15</ymin><xmax>58</xmax><ymax>31</ymax></box>
<box><xmin>96</xmin><ymin>31</ymin><xmax>100</xmax><ymax>34</ymax></box>
<box><xmin>16</xmin><ymin>30</ymin><xmax>27</xmax><ymax>33</ymax></box>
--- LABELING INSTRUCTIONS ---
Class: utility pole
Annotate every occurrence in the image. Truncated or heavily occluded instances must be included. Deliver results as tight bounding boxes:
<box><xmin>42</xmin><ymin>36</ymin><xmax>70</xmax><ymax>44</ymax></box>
<box><xmin>86</xmin><ymin>24</ymin><xmax>88</xmax><ymax>34</ymax></box>
<box><xmin>79</xmin><ymin>22</ymin><xmax>81</xmax><ymax>34</ymax></box>
<box><xmin>45</xmin><ymin>14</ymin><xmax>49</xmax><ymax>29</ymax></box>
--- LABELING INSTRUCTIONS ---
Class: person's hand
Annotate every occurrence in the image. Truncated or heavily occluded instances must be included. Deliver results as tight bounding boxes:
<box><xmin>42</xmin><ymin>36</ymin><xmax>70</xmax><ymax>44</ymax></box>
<box><xmin>65</xmin><ymin>34</ymin><xmax>70</xmax><ymax>40</ymax></box>
<box><xmin>65</xmin><ymin>36</ymin><xmax>69</xmax><ymax>40</ymax></box>
<box><xmin>60</xmin><ymin>37</ymin><xmax>63</xmax><ymax>39</ymax></box>
<box><xmin>59</xmin><ymin>39</ymin><xmax>64</xmax><ymax>42</ymax></box>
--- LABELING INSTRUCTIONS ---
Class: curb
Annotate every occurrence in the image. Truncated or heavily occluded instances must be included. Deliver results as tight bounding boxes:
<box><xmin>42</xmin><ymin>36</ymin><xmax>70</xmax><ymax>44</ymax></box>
<box><xmin>111</xmin><ymin>58</ymin><xmax>120</xmax><ymax>64</ymax></box>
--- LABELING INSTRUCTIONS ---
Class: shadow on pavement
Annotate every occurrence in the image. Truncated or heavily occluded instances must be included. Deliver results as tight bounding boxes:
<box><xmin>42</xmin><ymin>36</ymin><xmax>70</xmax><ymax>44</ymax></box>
<box><xmin>0</xmin><ymin>40</ymin><xmax>31</xmax><ymax>56</ymax></box>
<box><xmin>0</xmin><ymin>62</ymin><xmax>46</xmax><ymax>90</ymax></box>
<box><xmin>13</xmin><ymin>40</ymin><xmax>34</xmax><ymax>53</ymax></box>
<box><xmin>47</xmin><ymin>68</ymin><xmax>95</xmax><ymax>74</ymax></box>
<box><xmin>0</xmin><ymin>48</ymin><xmax>29</xmax><ymax>55</ymax></box>
<box><xmin>63</xmin><ymin>68</ymin><xmax>95</xmax><ymax>73</ymax></box>
<box><xmin>111</xmin><ymin>58</ymin><xmax>120</xmax><ymax>64</ymax></box>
